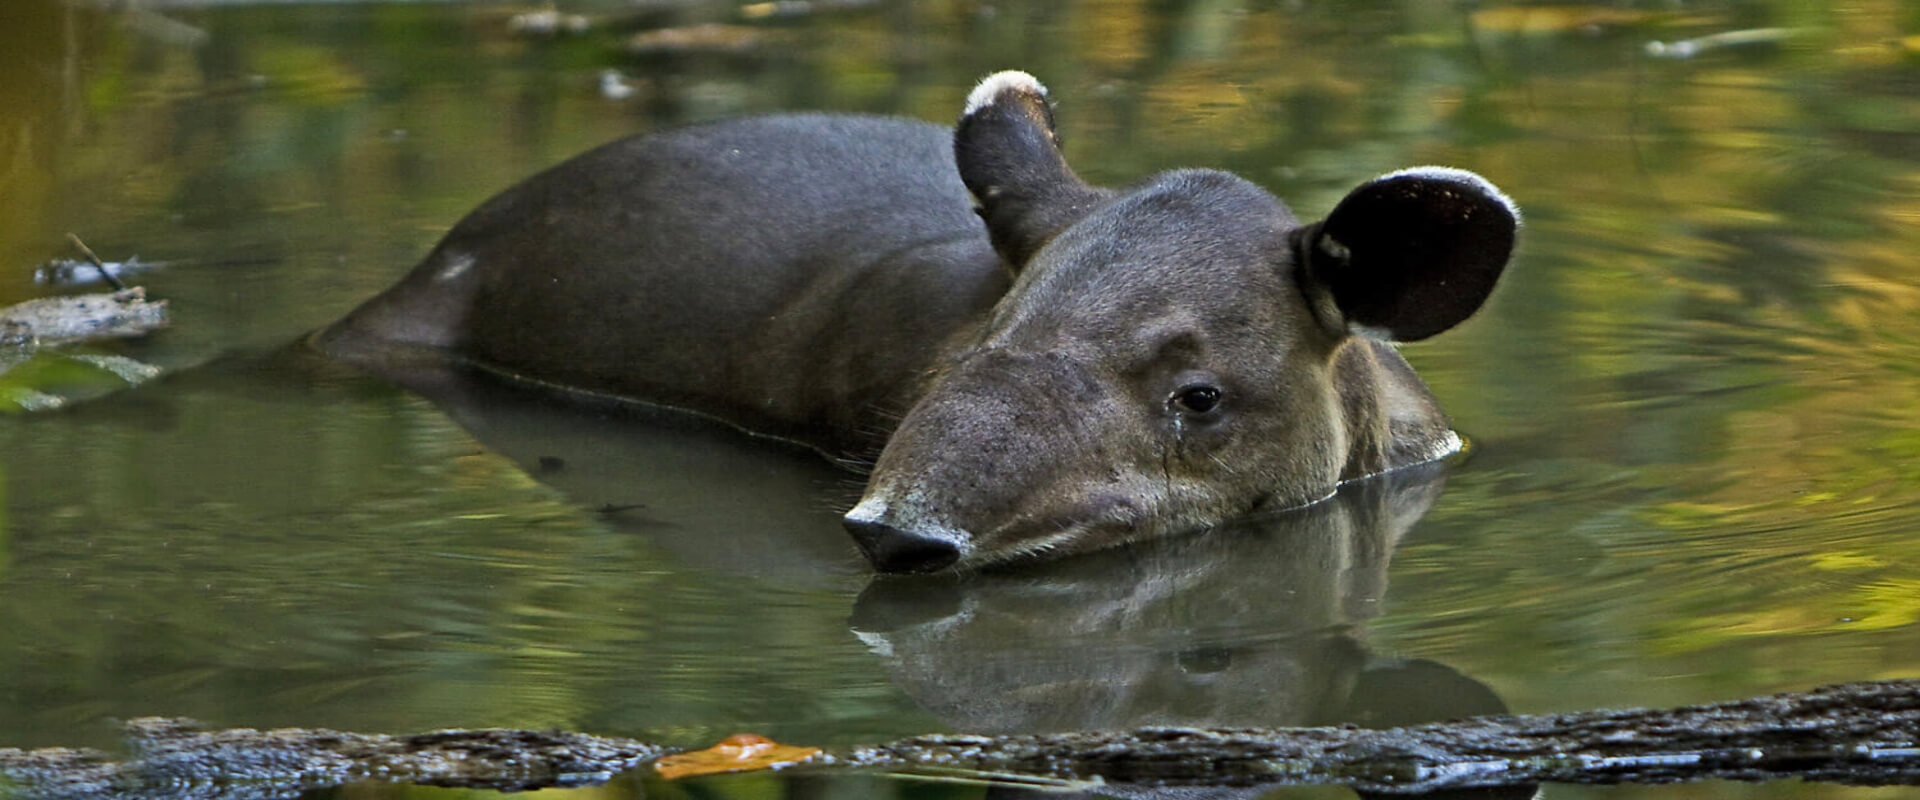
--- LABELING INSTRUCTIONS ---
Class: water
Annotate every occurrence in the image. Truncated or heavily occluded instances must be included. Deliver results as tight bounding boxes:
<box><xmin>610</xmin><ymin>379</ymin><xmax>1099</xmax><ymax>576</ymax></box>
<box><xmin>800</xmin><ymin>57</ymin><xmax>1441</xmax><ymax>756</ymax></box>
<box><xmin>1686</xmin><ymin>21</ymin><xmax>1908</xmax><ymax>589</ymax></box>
<box><xmin>1</xmin><ymin>1</ymin><xmax>1917</xmax><ymax>798</ymax></box>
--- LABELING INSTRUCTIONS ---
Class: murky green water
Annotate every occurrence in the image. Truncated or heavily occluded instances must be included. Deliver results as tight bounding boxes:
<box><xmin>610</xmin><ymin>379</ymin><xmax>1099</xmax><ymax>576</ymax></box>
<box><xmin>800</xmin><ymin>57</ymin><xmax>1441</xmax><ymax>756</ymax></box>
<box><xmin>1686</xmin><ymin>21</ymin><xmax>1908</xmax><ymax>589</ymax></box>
<box><xmin>2</xmin><ymin>1</ymin><xmax>1918</xmax><ymax>798</ymax></box>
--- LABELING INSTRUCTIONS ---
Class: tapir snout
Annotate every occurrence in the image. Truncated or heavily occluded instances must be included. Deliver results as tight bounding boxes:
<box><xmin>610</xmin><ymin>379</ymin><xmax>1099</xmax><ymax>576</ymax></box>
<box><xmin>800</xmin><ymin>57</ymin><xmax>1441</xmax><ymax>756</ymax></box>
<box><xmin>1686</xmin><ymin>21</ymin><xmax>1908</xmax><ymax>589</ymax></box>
<box><xmin>321</xmin><ymin>70</ymin><xmax>1516</xmax><ymax>573</ymax></box>
<box><xmin>842</xmin><ymin>347</ymin><xmax>1148</xmax><ymax>572</ymax></box>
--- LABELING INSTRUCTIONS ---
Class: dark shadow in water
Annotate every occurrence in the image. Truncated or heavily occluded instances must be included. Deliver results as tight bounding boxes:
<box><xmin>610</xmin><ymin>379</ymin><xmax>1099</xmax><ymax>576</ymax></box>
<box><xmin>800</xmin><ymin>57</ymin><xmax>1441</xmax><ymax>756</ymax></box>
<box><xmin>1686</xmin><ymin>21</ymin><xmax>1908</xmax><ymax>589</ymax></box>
<box><xmin>324</xmin><ymin>347</ymin><xmax>1533</xmax><ymax>800</ymax></box>
<box><xmin>852</xmin><ymin>463</ymin><xmax>1533</xmax><ymax>800</ymax></box>
<box><xmin>38</xmin><ymin>343</ymin><xmax>1529</xmax><ymax>799</ymax></box>
<box><xmin>121</xmin><ymin>340</ymin><xmax>873</xmax><ymax>581</ymax></box>
<box><xmin>853</xmin><ymin>462</ymin><xmax>1452</xmax><ymax>733</ymax></box>
<box><xmin>336</xmin><ymin>345</ymin><xmax>872</xmax><ymax>580</ymax></box>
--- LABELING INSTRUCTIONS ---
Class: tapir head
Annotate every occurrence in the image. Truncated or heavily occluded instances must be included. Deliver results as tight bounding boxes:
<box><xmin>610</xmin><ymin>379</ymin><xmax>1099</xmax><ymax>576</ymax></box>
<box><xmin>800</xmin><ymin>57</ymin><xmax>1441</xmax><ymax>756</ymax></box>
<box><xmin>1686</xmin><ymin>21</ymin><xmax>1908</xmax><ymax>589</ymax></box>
<box><xmin>844</xmin><ymin>72</ymin><xmax>1518</xmax><ymax>573</ymax></box>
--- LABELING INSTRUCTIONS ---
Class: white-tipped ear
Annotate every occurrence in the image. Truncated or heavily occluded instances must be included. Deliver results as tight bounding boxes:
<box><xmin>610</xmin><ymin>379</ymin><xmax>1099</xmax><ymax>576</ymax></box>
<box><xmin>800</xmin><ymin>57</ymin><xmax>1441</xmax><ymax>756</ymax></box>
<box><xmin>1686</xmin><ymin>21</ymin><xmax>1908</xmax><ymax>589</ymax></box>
<box><xmin>953</xmin><ymin>70</ymin><xmax>1105</xmax><ymax>269</ymax></box>
<box><xmin>964</xmin><ymin>71</ymin><xmax>1048</xmax><ymax>117</ymax></box>
<box><xmin>1377</xmin><ymin>166</ymin><xmax>1524</xmax><ymax>228</ymax></box>
<box><xmin>1300</xmin><ymin>166</ymin><xmax>1519</xmax><ymax>342</ymax></box>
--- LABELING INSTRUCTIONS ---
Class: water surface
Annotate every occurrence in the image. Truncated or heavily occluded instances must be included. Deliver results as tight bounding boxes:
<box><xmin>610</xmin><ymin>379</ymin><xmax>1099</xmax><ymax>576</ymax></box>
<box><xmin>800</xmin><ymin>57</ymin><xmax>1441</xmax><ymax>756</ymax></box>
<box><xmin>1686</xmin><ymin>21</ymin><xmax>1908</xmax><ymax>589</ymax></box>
<box><xmin>2</xmin><ymin>1</ymin><xmax>1918</xmax><ymax>798</ymax></box>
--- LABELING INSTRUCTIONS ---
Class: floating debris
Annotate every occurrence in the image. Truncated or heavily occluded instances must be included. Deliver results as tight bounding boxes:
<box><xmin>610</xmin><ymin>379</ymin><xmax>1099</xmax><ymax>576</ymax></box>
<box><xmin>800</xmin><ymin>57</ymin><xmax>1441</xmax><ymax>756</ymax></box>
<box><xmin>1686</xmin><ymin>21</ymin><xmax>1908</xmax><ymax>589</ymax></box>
<box><xmin>34</xmin><ymin>255</ymin><xmax>167</xmax><ymax>288</ymax></box>
<box><xmin>656</xmin><ymin>734</ymin><xmax>822</xmax><ymax>779</ymax></box>
<box><xmin>0</xmin><ymin>288</ymin><xmax>169</xmax><ymax>346</ymax></box>
<box><xmin>599</xmin><ymin>69</ymin><xmax>636</xmax><ymax>100</ymax></box>
<box><xmin>508</xmin><ymin>3</ymin><xmax>590</xmax><ymax>36</ymax></box>
<box><xmin>0</xmin><ymin>386</ymin><xmax>67</xmax><ymax>412</ymax></box>
<box><xmin>1469</xmin><ymin>5</ymin><xmax>1660</xmax><ymax>36</ymax></box>
<box><xmin>0</xmin><ymin>288</ymin><xmax>170</xmax><ymax>410</ymax></box>
<box><xmin>61</xmin><ymin>233</ymin><xmax>128</xmax><ymax>290</ymax></box>
<box><xmin>0</xmin><ymin>349</ymin><xmax>168</xmax><ymax>413</ymax></box>
<box><xmin>65</xmin><ymin>353</ymin><xmax>165</xmax><ymax>383</ymax></box>
<box><xmin>1646</xmin><ymin>27</ymin><xmax>1800</xmax><ymax>59</ymax></box>
<box><xmin>627</xmin><ymin>24</ymin><xmax>769</xmax><ymax>55</ymax></box>
<box><xmin>740</xmin><ymin>0</ymin><xmax>879</xmax><ymax>20</ymax></box>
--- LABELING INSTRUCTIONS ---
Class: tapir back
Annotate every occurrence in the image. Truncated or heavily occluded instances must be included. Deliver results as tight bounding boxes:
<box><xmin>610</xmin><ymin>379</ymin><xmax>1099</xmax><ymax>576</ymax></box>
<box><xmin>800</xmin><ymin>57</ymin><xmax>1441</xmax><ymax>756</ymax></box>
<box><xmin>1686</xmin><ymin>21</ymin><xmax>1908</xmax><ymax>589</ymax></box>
<box><xmin>321</xmin><ymin>114</ymin><xmax>1009</xmax><ymax>453</ymax></box>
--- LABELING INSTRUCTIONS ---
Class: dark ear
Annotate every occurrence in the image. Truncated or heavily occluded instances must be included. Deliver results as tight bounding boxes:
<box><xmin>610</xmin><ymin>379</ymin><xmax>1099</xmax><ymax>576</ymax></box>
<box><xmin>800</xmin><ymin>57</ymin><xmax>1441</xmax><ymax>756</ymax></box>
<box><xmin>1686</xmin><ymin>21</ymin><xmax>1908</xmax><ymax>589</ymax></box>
<box><xmin>1298</xmin><ymin>167</ymin><xmax>1519</xmax><ymax>342</ymax></box>
<box><xmin>954</xmin><ymin>71</ymin><xmax>1108</xmax><ymax>269</ymax></box>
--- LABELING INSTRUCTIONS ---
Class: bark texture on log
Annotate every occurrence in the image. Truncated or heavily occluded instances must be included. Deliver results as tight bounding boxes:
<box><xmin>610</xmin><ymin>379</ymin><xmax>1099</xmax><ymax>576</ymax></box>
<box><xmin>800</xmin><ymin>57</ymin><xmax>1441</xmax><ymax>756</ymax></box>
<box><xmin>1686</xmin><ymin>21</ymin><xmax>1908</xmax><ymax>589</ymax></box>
<box><xmin>0</xmin><ymin>718</ymin><xmax>668</xmax><ymax>800</ymax></box>
<box><xmin>1</xmin><ymin>680</ymin><xmax>1914</xmax><ymax>799</ymax></box>
<box><xmin>838</xmin><ymin>679</ymin><xmax>1920</xmax><ymax>792</ymax></box>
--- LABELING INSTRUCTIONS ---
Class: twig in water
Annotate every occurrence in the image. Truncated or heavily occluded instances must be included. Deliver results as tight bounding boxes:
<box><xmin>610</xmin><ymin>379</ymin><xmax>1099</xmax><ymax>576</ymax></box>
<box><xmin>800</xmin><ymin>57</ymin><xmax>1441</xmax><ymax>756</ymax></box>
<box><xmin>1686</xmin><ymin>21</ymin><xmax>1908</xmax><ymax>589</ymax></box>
<box><xmin>64</xmin><ymin>233</ymin><xmax>127</xmax><ymax>291</ymax></box>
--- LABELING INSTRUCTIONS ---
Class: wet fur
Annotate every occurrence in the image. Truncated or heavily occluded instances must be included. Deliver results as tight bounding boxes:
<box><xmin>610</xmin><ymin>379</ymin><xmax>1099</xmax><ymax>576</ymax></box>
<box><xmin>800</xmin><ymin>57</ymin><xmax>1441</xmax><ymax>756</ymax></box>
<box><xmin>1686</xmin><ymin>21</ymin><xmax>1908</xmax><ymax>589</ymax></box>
<box><xmin>322</xmin><ymin>72</ymin><xmax>1515</xmax><ymax>572</ymax></box>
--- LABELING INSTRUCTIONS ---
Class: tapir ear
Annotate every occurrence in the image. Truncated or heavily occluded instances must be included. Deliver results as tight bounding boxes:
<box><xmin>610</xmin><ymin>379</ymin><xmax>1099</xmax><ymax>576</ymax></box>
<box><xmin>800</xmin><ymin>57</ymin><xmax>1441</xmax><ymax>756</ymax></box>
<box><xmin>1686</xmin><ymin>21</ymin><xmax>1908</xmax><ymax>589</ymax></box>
<box><xmin>954</xmin><ymin>71</ymin><xmax>1108</xmax><ymax>269</ymax></box>
<box><xmin>1298</xmin><ymin>167</ymin><xmax>1519</xmax><ymax>342</ymax></box>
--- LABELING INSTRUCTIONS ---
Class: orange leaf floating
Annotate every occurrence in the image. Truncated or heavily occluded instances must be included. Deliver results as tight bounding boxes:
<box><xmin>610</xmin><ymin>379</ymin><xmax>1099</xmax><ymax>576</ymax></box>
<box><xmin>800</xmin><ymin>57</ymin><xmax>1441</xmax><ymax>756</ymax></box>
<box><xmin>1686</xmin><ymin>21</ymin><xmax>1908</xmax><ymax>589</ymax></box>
<box><xmin>655</xmin><ymin>733</ymin><xmax>823</xmax><ymax>779</ymax></box>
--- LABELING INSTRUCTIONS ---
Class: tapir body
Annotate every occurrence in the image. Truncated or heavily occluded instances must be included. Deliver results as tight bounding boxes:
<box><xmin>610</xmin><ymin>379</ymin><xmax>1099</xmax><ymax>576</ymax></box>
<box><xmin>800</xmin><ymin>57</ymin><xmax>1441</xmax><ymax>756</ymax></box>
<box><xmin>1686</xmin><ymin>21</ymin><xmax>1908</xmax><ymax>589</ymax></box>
<box><xmin>321</xmin><ymin>72</ymin><xmax>1517</xmax><ymax>573</ymax></box>
<box><xmin>325</xmin><ymin>113</ymin><xmax>1008</xmax><ymax>454</ymax></box>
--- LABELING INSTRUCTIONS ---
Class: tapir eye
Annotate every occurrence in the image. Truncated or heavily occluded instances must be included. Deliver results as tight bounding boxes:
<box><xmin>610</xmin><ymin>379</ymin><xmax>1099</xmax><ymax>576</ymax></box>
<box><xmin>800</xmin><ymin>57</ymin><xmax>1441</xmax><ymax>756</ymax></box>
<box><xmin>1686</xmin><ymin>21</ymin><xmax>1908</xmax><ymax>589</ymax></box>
<box><xmin>1171</xmin><ymin>384</ymin><xmax>1223</xmax><ymax>415</ymax></box>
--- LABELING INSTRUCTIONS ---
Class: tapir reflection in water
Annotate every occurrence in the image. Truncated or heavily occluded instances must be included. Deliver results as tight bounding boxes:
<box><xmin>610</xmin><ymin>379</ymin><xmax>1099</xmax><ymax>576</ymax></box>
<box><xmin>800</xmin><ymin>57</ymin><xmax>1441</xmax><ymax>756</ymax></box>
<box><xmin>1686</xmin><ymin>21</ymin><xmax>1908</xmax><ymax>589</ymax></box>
<box><xmin>320</xmin><ymin>71</ymin><xmax>1518</xmax><ymax>574</ymax></box>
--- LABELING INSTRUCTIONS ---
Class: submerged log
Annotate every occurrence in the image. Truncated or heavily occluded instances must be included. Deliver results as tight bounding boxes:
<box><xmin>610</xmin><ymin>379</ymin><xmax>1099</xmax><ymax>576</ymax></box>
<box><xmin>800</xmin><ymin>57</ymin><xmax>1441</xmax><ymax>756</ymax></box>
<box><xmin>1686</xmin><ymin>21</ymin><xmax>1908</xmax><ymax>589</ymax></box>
<box><xmin>0</xmin><ymin>680</ymin><xmax>1914</xmax><ymax>799</ymax></box>
<box><xmin>835</xmin><ymin>679</ymin><xmax>1920</xmax><ymax>793</ymax></box>
<box><xmin>0</xmin><ymin>718</ymin><xmax>669</xmax><ymax>800</ymax></box>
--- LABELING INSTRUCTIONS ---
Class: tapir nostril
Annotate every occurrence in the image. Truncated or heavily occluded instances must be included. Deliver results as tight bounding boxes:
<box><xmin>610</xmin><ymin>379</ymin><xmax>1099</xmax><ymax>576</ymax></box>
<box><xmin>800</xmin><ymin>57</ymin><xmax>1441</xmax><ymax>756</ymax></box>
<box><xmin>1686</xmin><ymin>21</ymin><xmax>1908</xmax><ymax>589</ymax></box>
<box><xmin>842</xmin><ymin>516</ymin><xmax>962</xmax><ymax>574</ymax></box>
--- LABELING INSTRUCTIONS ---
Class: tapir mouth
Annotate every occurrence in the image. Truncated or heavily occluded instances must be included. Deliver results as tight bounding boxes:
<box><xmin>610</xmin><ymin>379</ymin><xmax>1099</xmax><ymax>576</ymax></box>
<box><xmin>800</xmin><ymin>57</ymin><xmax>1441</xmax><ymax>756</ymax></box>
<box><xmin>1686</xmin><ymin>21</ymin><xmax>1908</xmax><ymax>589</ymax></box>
<box><xmin>841</xmin><ymin>490</ymin><xmax>1163</xmax><ymax>573</ymax></box>
<box><xmin>980</xmin><ymin>494</ymin><xmax>1151</xmax><ymax>564</ymax></box>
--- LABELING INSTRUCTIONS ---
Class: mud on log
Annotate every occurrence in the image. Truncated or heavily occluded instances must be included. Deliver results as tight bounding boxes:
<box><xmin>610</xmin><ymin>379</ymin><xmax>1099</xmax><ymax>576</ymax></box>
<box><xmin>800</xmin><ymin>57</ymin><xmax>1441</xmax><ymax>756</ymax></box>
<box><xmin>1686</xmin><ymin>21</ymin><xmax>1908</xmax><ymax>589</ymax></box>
<box><xmin>0</xmin><ymin>680</ymin><xmax>1915</xmax><ymax>799</ymax></box>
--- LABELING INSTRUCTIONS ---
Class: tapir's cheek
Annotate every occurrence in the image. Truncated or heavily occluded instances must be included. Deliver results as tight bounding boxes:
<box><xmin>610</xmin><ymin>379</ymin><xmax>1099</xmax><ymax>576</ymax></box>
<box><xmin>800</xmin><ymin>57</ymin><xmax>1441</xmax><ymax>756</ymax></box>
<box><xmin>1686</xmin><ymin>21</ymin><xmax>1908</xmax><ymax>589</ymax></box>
<box><xmin>963</xmin><ymin>476</ymin><xmax>1178</xmax><ymax>563</ymax></box>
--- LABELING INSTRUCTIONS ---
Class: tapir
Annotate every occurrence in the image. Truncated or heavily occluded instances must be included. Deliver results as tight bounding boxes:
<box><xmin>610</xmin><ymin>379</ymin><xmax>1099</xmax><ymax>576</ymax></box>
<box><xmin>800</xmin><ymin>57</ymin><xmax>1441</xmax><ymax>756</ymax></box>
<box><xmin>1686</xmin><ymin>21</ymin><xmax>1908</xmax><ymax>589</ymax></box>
<box><xmin>319</xmin><ymin>71</ymin><xmax>1518</xmax><ymax>574</ymax></box>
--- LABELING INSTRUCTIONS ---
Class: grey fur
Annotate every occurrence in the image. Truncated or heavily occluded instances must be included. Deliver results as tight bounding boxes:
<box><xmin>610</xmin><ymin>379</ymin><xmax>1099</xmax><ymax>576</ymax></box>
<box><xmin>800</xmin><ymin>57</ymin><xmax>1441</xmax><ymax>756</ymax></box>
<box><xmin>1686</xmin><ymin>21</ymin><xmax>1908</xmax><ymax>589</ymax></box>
<box><xmin>321</xmin><ymin>73</ymin><xmax>1516</xmax><ymax>573</ymax></box>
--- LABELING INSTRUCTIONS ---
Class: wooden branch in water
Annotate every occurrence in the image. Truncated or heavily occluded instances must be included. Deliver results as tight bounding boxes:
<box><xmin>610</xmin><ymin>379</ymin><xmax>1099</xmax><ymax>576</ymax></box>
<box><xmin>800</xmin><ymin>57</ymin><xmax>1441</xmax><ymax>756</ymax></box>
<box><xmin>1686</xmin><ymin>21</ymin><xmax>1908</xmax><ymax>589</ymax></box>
<box><xmin>63</xmin><ymin>233</ymin><xmax>127</xmax><ymax>291</ymax></box>
<box><xmin>0</xmin><ymin>681</ymin><xmax>1914</xmax><ymax>799</ymax></box>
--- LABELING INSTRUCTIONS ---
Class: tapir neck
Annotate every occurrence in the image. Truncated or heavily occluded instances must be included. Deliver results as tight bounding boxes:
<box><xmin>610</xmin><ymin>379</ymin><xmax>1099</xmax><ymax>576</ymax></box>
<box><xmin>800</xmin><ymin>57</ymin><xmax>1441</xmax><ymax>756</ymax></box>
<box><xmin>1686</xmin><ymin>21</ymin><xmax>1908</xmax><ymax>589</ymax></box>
<box><xmin>1333</xmin><ymin>338</ymin><xmax>1457</xmax><ymax>483</ymax></box>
